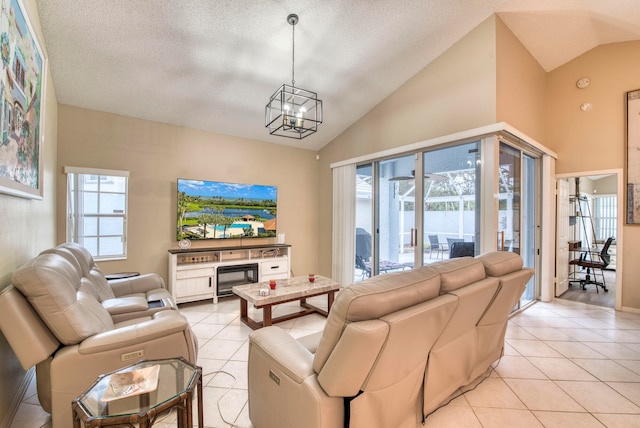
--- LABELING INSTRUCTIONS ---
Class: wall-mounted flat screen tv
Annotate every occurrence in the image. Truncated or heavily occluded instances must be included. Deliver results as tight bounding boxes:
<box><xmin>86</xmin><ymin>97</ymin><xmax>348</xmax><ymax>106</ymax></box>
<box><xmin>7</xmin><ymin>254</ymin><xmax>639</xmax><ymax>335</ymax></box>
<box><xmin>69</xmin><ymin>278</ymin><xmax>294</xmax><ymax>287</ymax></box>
<box><xmin>177</xmin><ymin>178</ymin><xmax>277</xmax><ymax>240</ymax></box>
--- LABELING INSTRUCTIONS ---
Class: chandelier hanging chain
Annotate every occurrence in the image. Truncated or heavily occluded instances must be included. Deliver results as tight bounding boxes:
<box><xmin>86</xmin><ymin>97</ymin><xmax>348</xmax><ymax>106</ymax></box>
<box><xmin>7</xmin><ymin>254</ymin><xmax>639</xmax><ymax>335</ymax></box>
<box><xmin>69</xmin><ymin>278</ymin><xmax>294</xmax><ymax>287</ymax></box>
<box><xmin>291</xmin><ymin>16</ymin><xmax>295</xmax><ymax>87</ymax></box>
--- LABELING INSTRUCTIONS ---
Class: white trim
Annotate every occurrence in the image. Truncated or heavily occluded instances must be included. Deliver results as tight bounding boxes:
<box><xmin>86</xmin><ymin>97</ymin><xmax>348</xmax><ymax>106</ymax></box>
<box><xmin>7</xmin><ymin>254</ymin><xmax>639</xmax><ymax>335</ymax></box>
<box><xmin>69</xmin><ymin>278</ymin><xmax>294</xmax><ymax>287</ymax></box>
<box><xmin>540</xmin><ymin>155</ymin><xmax>556</xmax><ymax>302</ymax></box>
<box><xmin>330</xmin><ymin>122</ymin><xmax>558</xmax><ymax>169</ymax></box>
<box><xmin>64</xmin><ymin>166</ymin><xmax>130</xmax><ymax>177</ymax></box>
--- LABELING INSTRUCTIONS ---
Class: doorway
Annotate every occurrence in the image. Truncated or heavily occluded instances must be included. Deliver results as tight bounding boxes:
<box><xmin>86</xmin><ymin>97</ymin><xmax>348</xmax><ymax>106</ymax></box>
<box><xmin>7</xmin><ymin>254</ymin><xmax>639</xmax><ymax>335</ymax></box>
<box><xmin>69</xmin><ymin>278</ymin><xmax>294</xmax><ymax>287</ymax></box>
<box><xmin>555</xmin><ymin>172</ymin><xmax>621</xmax><ymax>309</ymax></box>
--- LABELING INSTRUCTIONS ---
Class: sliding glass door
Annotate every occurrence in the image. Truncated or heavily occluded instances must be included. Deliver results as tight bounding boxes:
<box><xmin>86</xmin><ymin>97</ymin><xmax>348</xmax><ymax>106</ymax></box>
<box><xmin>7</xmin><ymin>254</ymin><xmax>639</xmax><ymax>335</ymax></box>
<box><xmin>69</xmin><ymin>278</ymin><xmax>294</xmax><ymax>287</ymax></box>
<box><xmin>423</xmin><ymin>143</ymin><xmax>480</xmax><ymax>263</ymax></box>
<box><xmin>499</xmin><ymin>142</ymin><xmax>538</xmax><ymax>307</ymax></box>
<box><xmin>378</xmin><ymin>155</ymin><xmax>416</xmax><ymax>273</ymax></box>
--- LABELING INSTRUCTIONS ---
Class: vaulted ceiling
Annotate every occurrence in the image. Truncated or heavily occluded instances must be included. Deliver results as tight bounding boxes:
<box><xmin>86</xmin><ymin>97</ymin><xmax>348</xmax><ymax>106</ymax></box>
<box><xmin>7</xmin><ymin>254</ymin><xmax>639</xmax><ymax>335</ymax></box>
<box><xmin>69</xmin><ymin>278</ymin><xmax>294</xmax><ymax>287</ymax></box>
<box><xmin>36</xmin><ymin>0</ymin><xmax>640</xmax><ymax>150</ymax></box>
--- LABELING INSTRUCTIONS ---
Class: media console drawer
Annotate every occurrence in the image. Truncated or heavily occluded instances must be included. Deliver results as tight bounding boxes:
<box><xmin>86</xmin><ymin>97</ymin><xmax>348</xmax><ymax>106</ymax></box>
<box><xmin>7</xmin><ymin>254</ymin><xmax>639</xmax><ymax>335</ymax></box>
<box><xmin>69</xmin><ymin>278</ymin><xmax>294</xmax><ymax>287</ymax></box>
<box><xmin>176</xmin><ymin>266</ymin><xmax>214</xmax><ymax>279</ymax></box>
<box><xmin>261</xmin><ymin>259</ymin><xmax>288</xmax><ymax>276</ymax></box>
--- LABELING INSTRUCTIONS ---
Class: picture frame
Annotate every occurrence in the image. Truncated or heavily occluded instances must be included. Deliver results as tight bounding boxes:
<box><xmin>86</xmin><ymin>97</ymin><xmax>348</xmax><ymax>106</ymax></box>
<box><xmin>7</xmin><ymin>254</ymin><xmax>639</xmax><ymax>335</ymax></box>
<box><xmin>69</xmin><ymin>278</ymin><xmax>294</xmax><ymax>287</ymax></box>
<box><xmin>0</xmin><ymin>0</ymin><xmax>46</xmax><ymax>199</ymax></box>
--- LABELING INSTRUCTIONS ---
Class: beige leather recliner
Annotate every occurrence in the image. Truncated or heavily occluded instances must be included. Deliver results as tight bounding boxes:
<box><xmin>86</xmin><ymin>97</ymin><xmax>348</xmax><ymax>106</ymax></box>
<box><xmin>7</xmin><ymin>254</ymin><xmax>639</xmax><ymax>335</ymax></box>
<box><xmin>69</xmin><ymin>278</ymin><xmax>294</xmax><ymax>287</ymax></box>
<box><xmin>0</xmin><ymin>249</ymin><xmax>198</xmax><ymax>428</ymax></box>
<box><xmin>247</xmin><ymin>251</ymin><xmax>532</xmax><ymax>428</ymax></box>
<box><xmin>41</xmin><ymin>242</ymin><xmax>176</xmax><ymax>322</ymax></box>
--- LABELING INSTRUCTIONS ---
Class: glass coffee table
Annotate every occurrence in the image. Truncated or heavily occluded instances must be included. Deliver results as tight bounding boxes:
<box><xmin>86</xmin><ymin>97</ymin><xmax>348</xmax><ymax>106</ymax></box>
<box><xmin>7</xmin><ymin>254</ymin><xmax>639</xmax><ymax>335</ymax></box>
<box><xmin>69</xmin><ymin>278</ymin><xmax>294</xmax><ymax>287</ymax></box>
<box><xmin>72</xmin><ymin>357</ymin><xmax>202</xmax><ymax>428</ymax></box>
<box><xmin>232</xmin><ymin>275</ymin><xmax>340</xmax><ymax>329</ymax></box>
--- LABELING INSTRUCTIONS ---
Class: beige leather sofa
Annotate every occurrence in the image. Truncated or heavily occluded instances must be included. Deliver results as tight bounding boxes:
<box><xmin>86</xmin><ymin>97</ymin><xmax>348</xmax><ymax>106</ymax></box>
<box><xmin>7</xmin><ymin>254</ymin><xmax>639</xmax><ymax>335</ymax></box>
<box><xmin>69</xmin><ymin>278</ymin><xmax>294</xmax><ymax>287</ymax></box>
<box><xmin>42</xmin><ymin>242</ymin><xmax>176</xmax><ymax>322</ymax></box>
<box><xmin>248</xmin><ymin>251</ymin><xmax>533</xmax><ymax>428</ymax></box>
<box><xmin>0</xmin><ymin>244</ymin><xmax>198</xmax><ymax>428</ymax></box>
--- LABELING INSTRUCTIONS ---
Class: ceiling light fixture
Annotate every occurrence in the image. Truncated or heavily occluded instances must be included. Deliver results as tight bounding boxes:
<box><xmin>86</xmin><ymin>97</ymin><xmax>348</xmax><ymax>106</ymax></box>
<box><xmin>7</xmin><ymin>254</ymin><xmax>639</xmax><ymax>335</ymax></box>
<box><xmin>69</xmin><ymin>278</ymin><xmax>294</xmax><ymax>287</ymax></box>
<box><xmin>265</xmin><ymin>14</ymin><xmax>322</xmax><ymax>139</ymax></box>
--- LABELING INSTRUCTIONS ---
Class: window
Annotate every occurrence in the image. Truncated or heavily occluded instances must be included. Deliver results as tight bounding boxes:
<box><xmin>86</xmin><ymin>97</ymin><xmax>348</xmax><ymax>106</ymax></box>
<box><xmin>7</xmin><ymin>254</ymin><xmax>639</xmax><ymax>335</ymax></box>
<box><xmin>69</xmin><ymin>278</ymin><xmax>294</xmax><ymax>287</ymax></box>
<box><xmin>594</xmin><ymin>195</ymin><xmax>617</xmax><ymax>242</ymax></box>
<box><xmin>65</xmin><ymin>167</ymin><xmax>129</xmax><ymax>260</ymax></box>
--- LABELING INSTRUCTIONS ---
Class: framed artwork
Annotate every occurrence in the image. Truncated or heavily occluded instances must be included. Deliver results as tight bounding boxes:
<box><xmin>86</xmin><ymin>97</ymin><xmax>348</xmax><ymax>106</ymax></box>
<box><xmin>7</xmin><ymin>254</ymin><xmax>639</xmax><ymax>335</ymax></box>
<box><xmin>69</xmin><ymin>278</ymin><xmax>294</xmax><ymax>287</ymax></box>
<box><xmin>0</xmin><ymin>0</ymin><xmax>46</xmax><ymax>199</ymax></box>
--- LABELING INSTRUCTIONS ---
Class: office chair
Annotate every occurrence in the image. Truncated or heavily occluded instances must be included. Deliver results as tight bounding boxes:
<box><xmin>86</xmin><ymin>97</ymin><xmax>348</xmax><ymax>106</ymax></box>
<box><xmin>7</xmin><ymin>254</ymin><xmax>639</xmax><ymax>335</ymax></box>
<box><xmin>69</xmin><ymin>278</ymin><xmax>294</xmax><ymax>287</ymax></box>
<box><xmin>571</xmin><ymin>236</ymin><xmax>614</xmax><ymax>293</ymax></box>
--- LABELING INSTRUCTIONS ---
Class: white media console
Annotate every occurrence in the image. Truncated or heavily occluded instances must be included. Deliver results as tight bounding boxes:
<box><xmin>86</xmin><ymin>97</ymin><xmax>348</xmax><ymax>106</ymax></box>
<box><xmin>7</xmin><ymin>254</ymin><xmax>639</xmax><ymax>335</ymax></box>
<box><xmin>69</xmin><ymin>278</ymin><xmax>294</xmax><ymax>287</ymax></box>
<box><xmin>168</xmin><ymin>244</ymin><xmax>291</xmax><ymax>304</ymax></box>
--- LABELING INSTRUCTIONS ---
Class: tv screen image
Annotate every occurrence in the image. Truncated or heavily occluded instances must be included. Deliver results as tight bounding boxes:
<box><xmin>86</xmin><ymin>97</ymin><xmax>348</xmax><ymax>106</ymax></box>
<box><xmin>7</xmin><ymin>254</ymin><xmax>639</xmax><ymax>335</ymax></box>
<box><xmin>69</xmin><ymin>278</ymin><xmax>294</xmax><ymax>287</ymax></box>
<box><xmin>177</xmin><ymin>179</ymin><xmax>277</xmax><ymax>240</ymax></box>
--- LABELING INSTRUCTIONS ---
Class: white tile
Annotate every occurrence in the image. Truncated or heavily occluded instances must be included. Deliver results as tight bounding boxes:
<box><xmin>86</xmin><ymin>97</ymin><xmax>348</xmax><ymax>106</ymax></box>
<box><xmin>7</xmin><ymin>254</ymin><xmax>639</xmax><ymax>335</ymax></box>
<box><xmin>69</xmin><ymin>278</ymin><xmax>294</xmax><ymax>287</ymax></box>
<box><xmin>9</xmin><ymin>403</ymin><xmax>50</xmax><ymax>428</ymax></box>
<box><xmin>214</xmin><ymin>324</ymin><xmax>253</xmax><ymax>341</ymax></box>
<box><xmin>545</xmin><ymin>340</ymin><xmax>607</xmax><ymax>359</ymax></box>
<box><xmin>593</xmin><ymin>413</ymin><xmax>640</xmax><ymax>427</ymax></box>
<box><xmin>527</xmin><ymin>357</ymin><xmax>597</xmax><ymax>381</ymax></box>
<box><xmin>573</xmin><ymin>358</ymin><xmax>640</xmax><ymax>382</ymax></box>
<box><xmin>521</xmin><ymin>327</ymin><xmax>573</xmax><ymax>341</ymax></box>
<box><xmin>503</xmin><ymin>379</ymin><xmax>584</xmax><ymax>412</ymax></box>
<box><xmin>493</xmin><ymin>355</ymin><xmax>547</xmax><ymax>380</ymax></box>
<box><xmin>198</xmin><ymin>338</ymin><xmax>245</xmax><ymax>360</ymax></box>
<box><xmin>505</xmin><ymin>325</ymin><xmax>537</xmax><ymax>340</ymax></box>
<box><xmin>462</xmin><ymin>378</ymin><xmax>526</xmax><ymax>409</ymax></box>
<box><xmin>209</xmin><ymin>360</ymin><xmax>249</xmax><ymax>389</ymax></box>
<box><xmin>505</xmin><ymin>339</ymin><xmax>563</xmax><ymax>358</ymax></box>
<box><xmin>606</xmin><ymin>382</ymin><xmax>640</xmax><ymax>407</ymax></box>
<box><xmin>584</xmin><ymin>342</ymin><xmax>640</xmax><ymax>360</ymax></box>
<box><xmin>556</xmin><ymin>380</ymin><xmax>640</xmax><ymax>414</ymax></box>
<box><xmin>615</xmin><ymin>360</ymin><xmax>640</xmax><ymax>379</ymax></box>
<box><xmin>423</xmin><ymin>404</ymin><xmax>482</xmax><ymax>427</ymax></box>
<box><xmin>472</xmin><ymin>408</ymin><xmax>543</xmax><ymax>428</ymax></box>
<box><xmin>556</xmin><ymin>328</ymin><xmax>612</xmax><ymax>342</ymax></box>
<box><xmin>532</xmin><ymin>411</ymin><xmax>605</xmax><ymax>428</ymax></box>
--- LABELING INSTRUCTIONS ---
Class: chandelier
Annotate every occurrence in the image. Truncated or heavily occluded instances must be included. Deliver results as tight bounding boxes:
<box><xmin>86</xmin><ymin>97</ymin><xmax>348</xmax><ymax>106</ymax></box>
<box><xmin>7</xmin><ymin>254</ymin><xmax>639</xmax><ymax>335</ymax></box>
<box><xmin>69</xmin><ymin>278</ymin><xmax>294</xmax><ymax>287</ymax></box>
<box><xmin>265</xmin><ymin>14</ymin><xmax>323</xmax><ymax>139</ymax></box>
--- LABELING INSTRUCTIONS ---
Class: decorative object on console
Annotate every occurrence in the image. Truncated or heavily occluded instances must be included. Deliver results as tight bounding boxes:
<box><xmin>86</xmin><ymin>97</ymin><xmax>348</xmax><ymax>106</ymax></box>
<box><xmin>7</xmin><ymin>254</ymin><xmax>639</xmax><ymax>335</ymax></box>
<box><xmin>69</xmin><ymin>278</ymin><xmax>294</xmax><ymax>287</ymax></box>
<box><xmin>265</xmin><ymin>13</ymin><xmax>322</xmax><ymax>139</ymax></box>
<box><xmin>178</xmin><ymin>238</ymin><xmax>192</xmax><ymax>249</ymax></box>
<box><xmin>177</xmin><ymin>178</ymin><xmax>277</xmax><ymax>240</ymax></box>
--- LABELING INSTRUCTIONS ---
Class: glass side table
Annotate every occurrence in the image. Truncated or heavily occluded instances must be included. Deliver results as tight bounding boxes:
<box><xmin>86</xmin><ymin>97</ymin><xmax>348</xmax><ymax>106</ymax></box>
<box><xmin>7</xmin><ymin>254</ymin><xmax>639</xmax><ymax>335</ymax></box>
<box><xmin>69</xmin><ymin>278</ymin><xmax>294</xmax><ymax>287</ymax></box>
<box><xmin>72</xmin><ymin>357</ymin><xmax>203</xmax><ymax>428</ymax></box>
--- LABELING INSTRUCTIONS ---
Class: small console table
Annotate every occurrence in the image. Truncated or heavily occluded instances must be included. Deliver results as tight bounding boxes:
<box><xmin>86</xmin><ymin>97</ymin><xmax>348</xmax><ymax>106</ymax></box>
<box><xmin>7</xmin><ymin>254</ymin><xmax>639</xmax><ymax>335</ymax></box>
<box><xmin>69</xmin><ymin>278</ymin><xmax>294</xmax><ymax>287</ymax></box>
<box><xmin>72</xmin><ymin>357</ymin><xmax>202</xmax><ymax>428</ymax></box>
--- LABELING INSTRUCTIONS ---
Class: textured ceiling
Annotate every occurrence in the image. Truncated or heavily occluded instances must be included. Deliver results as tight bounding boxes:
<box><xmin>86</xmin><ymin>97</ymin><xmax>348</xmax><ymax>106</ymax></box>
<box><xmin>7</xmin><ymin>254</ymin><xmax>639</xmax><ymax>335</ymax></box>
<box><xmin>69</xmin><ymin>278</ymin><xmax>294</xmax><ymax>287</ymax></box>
<box><xmin>36</xmin><ymin>0</ymin><xmax>640</xmax><ymax>151</ymax></box>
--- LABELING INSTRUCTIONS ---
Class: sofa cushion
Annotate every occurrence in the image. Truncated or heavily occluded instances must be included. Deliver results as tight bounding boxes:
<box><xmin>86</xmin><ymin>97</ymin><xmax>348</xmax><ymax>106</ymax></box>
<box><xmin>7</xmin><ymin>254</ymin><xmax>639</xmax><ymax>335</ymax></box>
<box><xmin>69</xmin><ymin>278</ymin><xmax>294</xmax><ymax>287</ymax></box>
<box><xmin>477</xmin><ymin>251</ymin><xmax>524</xmax><ymax>276</ymax></box>
<box><xmin>11</xmin><ymin>253</ymin><xmax>114</xmax><ymax>345</ymax></box>
<box><xmin>428</xmin><ymin>257</ymin><xmax>486</xmax><ymax>293</ymax></box>
<box><xmin>313</xmin><ymin>266</ymin><xmax>440</xmax><ymax>373</ymax></box>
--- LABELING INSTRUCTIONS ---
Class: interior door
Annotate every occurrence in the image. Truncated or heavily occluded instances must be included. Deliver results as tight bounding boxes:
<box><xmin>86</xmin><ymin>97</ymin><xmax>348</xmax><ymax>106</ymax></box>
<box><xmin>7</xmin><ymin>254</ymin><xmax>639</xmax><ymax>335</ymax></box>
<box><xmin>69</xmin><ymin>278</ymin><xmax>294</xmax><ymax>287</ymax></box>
<box><xmin>556</xmin><ymin>179</ymin><xmax>570</xmax><ymax>296</ymax></box>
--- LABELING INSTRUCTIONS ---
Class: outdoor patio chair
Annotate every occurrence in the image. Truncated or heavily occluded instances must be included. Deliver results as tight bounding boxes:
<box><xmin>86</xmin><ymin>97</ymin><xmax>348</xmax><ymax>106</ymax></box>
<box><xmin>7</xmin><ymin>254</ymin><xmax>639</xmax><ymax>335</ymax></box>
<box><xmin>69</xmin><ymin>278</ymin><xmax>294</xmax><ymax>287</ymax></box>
<box><xmin>428</xmin><ymin>235</ymin><xmax>446</xmax><ymax>258</ymax></box>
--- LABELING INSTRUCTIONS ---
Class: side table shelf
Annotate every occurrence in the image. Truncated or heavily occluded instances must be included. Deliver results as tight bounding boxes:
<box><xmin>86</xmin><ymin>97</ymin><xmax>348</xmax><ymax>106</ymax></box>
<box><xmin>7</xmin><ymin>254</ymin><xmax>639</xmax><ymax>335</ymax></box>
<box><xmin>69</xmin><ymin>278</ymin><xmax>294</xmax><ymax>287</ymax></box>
<box><xmin>72</xmin><ymin>358</ymin><xmax>202</xmax><ymax>428</ymax></box>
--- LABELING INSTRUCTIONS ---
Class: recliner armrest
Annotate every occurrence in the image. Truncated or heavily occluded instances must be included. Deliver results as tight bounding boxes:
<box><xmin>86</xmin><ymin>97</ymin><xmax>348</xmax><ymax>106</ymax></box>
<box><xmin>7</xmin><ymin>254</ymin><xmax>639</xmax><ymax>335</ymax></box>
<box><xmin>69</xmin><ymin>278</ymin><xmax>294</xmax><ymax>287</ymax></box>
<box><xmin>109</xmin><ymin>273</ymin><xmax>165</xmax><ymax>296</ymax></box>
<box><xmin>102</xmin><ymin>295</ymin><xmax>148</xmax><ymax>315</ymax></box>
<box><xmin>249</xmin><ymin>326</ymin><xmax>314</xmax><ymax>384</ymax></box>
<box><xmin>78</xmin><ymin>311</ymin><xmax>189</xmax><ymax>354</ymax></box>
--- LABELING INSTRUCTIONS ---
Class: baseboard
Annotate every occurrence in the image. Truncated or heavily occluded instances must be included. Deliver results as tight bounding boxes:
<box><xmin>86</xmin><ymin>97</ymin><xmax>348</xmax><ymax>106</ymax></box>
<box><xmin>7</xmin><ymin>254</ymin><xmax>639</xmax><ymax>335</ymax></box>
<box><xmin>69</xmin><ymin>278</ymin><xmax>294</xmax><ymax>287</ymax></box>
<box><xmin>621</xmin><ymin>305</ymin><xmax>640</xmax><ymax>314</ymax></box>
<box><xmin>0</xmin><ymin>367</ymin><xmax>34</xmax><ymax>428</ymax></box>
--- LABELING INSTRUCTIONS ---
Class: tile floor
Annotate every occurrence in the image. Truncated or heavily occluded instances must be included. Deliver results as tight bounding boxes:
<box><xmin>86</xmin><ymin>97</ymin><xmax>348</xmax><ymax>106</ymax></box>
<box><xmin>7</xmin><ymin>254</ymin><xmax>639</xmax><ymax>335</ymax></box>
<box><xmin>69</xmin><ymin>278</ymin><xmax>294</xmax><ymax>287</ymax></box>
<box><xmin>10</xmin><ymin>296</ymin><xmax>640</xmax><ymax>427</ymax></box>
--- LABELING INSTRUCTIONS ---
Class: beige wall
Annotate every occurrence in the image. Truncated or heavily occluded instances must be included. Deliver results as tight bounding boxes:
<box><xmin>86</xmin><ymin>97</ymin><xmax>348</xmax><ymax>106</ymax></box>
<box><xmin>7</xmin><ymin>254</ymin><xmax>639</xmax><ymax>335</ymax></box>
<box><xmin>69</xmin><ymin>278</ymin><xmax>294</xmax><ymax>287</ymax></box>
<box><xmin>0</xmin><ymin>0</ymin><xmax>57</xmax><ymax>423</ymax></box>
<box><xmin>317</xmin><ymin>17</ymin><xmax>499</xmax><ymax>276</ymax></box>
<box><xmin>495</xmin><ymin>17</ymin><xmax>546</xmax><ymax>142</ymax></box>
<box><xmin>593</xmin><ymin>175</ymin><xmax>617</xmax><ymax>195</ymax></box>
<box><xmin>546</xmin><ymin>41</ymin><xmax>640</xmax><ymax>308</ymax></box>
<box><xmin>56</xmin><ymin>106</ymin><xmax>319</xmax><ymax>280</ymax></box>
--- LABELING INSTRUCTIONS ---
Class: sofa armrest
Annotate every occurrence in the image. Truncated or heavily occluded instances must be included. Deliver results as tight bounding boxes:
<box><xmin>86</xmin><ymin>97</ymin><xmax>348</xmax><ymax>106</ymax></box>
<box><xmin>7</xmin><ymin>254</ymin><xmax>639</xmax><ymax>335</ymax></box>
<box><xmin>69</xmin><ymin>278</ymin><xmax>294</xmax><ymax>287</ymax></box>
<box><xmin>101</xmin><ymin>295</ymin><xmax>148</xmax><ymax>315</ymax></box>
<box><xmin>109</xmin><ymin>273</ymin><xmax>165</xmax><ymax>296</ymax></box>
<box><xmin>78</xmin><ymin>311</ymin><xmax>188</xmax><ymax>355</ymax></box>
<box><xmin>249</xmin><ymin>326</ymin><xmax>314</xmax><ymax>383</ymax></box>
